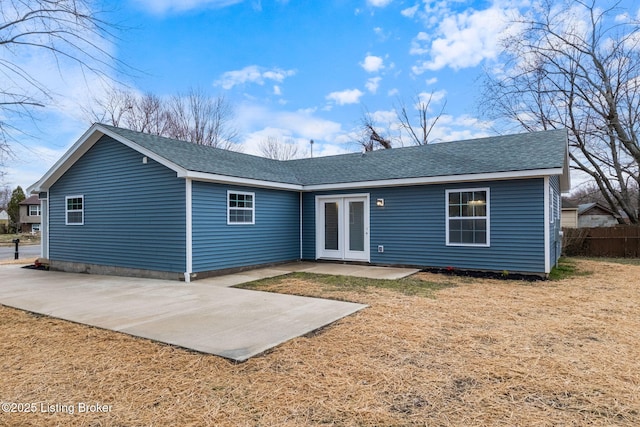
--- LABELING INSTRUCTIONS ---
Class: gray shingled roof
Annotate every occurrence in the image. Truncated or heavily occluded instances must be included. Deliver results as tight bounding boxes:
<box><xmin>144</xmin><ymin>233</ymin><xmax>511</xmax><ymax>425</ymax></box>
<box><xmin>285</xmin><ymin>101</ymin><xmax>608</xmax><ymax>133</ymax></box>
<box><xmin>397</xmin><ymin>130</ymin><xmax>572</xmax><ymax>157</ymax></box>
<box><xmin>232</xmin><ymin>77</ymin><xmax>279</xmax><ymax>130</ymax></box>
<box><xmin>102</xmin><ymin>125</ymin><xmax>300</xmax><ymax>184</ymax></box>
<box><xmin>102</xmin><ymin>124</ymin><xmax>567</xmax><ymax>186</ymax></box>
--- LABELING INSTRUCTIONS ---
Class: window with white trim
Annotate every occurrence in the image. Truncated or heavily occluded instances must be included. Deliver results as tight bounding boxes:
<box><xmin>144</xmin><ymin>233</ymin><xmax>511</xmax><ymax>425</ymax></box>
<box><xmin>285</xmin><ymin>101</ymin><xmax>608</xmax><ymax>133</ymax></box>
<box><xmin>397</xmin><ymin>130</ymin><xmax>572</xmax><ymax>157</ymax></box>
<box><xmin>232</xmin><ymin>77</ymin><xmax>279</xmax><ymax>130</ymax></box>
<box><xmin>227</xmin><ymin>191</ymin><xmax>254</xmax><ymax>225</ymax></box>
<box><xmin>65</xmin><ymin>196</ymin><xmax>84</xmax><ymax>225</ymax></box>
<box><xmin>446</xmin><ymin>189</ymin><xmax>489</xmax><ymax>246</ymax></box>
<box><xmin>29</xmin><ymin>205</ymin><xmax>41</xmax><ymax>216</ymax></box>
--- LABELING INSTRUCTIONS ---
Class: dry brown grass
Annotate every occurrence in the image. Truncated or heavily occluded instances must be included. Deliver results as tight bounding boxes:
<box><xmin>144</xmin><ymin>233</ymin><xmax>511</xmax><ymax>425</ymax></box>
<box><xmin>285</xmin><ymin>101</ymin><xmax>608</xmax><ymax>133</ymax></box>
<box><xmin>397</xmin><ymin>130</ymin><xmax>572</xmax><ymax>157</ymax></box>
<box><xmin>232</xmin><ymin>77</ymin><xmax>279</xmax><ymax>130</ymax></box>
<box><xmin>1</xmin><ymin>259</ymin><xmax>639</xmax><ymax>426</ymax></box>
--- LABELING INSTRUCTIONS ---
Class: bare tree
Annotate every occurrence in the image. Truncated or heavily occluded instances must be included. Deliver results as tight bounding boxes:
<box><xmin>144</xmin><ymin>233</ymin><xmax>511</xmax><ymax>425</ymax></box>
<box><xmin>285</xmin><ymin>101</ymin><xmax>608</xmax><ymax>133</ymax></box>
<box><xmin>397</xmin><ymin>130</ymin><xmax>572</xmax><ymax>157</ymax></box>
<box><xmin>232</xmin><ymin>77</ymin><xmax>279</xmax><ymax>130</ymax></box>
<box><xmin>0</xmin><ymin>0</ymin><xmax>125</xmax><ymax>174</ymax></box>
<box><xmin>481</xmin><ymin>0</ymin><xmax>640</xmax><ymax>223</ymax></box>
<box><xmin>356</xmin><ymin>110</ymin><xmax>393</xmax><ymax>152</ymax></box>
<box><xmin>88</xmin><ymin>87</ymin><xmax>240</xmax><ymax>150</ymax></box>
<box><xmin>86</xmin><ymin>87</ymin><xmax>135</xmax><ymax>128</ymax></box>
<box><xmin>396</xmin><ymin>92</ymin><xmax>446</xmax><ymax>146</ymax></box>
<box><xmin>167</xmin><ymin>89</ymin><xmax>239</xmax><ymax>150</ymax></box>
<box><xmin>0</xmin><ymin>185</ymin><xmax>11</xmax><ymax>210</ymax></box>
<box><xmin>258</xmin><ymin>136</ymin><xmax>304</xmax><ymax>160</ymax></box>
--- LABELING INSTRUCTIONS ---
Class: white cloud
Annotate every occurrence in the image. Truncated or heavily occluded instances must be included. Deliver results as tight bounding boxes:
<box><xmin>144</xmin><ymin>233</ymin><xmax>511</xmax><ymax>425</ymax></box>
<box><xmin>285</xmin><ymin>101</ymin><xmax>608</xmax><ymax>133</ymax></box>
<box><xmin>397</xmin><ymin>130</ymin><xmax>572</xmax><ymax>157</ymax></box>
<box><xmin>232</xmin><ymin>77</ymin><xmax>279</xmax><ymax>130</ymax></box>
<box><xmin>367</xmin><ymin>0</ymin><xmax>393</xmax><ymax>7</ymax></box>
<box><xmin>360</xmin><ymin>55</ymin><xmax>385</xmax><ymax>73</ymax></box>
<box><xmin>133</xmin><ymin>0</ymin><xmax>243</xmax><ymax>14</ymax></box>
<box><xmin>235</xmin><ymin>104</ymin><xmax>353</xmax><ymax>158</ymax></box>
<box><xmin>401</xmin><ymin>5</ymin><xmax>419</xmax><ymax>18</ymax></box>
<box><xmin>326</xmin><ymin>89</ymin><xmax>364</xmax><ymax>105</ymax></box>
<box><xmin>417</xmin><ymin>90</ymin><xmax>447</xmax><ymax>106</ymax></box>
<box><xmin>409</xmin><ymin>32</ymin><xmax>430</xmax><ymax>55</ymax></box>
<box><xmin>236</xmin><ymin>103</ymin><xmax>343</xmax><ymax>142</ymax></box>
<box><xmin>215</xmin><ymin>65</ymin><xmax>296</xmax><ymax>90</ymax></box>
<box><xmin>273</xmin><ymin>85</ymin><xmax>282</xmax><ymax>96</ymax></box>
<box><xmin>365</xmin><ymin>77</ymin><xmax>382</xmax><ymax>94</ymax></box>
<box><xmin>425</xmin><ymin>77</ymin><xmax>438</xmax><ymax>85</ymax></box>
<box><xmin>370</xmin><ymin>109</ymin><xmax>396</xmax><ymax>125</ymax></box>
<box><xmin>410</xmin><ymin>5</ymin><xmax>522</xmax><ymax>73</ymax></box>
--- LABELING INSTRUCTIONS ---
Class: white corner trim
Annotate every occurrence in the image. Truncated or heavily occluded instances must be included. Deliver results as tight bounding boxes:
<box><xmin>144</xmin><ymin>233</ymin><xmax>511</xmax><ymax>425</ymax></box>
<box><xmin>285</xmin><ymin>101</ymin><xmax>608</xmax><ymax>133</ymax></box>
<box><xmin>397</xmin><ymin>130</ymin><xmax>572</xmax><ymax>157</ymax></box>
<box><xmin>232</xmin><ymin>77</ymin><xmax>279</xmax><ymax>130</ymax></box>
<box><xmin>544</xmin><ymin>176</ymin><xmax>551</xmax><ymax>274</ymax></box>
<box><xmin>185</xmin><ymin>178</ymin><xmax>193</xmax><ymax>283</ymax></box>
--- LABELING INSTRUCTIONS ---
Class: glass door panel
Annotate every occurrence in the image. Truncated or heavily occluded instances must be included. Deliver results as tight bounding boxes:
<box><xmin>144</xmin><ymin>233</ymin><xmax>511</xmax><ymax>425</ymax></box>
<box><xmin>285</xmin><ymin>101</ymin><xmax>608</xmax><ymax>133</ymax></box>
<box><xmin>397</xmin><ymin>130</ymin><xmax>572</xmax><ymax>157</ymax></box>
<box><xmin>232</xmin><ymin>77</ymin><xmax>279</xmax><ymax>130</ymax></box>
<box><xmin>324</xmin><ymin>202</ymin><xmax>339</xmax><ymax>251</ymax></box>
<box><xmin>348</xmin><ymin>201</ymin><xmax>364</xmax><ymax>252</ymax></box>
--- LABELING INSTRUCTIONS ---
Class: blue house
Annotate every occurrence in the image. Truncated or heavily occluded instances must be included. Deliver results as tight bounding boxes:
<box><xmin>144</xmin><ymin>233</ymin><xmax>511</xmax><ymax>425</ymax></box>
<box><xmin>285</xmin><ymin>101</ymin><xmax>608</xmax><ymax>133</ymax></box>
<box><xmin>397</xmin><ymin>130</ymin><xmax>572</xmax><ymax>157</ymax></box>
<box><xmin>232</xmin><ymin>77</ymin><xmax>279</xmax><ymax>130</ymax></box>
<box><xmin>28</xmin><ymin>124</ymin><xmax>570</xmax><ymax>281</ymax></box>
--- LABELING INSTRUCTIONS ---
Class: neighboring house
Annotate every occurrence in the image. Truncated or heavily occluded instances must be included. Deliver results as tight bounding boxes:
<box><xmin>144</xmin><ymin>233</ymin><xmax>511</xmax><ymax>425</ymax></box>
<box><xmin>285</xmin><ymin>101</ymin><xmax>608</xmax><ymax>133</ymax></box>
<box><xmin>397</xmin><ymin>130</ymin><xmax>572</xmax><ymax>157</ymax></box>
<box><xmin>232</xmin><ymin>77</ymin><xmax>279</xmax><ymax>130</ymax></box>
<box><xmin>0</xmin><ymin>209</ymin><xmax>8</xmax><ymax>233</ymax></box>
<box><xmin>577</xmin><ymin>202</ymin><xmax>620</xmax><ymax>227</ymax></box>
<box><xmin>27</xmin><ymin>124</ymin><xmax>570</xmax><ymax>280</ymax></box>
<box><xmin>18</xmin><ymin>195</ymin><xmax>41</xmax><ymax>233</ymax></box>
<box><xmin>561</xmin><ymin>198</ymin><xmax>579</xmax><ymax>228</ymax></box>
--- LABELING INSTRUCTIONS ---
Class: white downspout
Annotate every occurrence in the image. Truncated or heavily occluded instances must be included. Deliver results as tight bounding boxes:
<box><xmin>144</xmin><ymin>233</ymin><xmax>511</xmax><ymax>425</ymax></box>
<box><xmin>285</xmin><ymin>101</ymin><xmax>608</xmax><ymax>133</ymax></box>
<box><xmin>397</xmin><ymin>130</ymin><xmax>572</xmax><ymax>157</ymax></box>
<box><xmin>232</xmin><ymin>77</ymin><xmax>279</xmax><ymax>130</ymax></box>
<box><xmin>543</xmin><ymin>176</ymin><xmax>551</xmax><ymax>274</ymax></box>
<box><xmin>299</xmin><ymin>191</ymin><xmax>303</xmax><ymax>260</ymax></box>
<box><xmin>185</xmin><ymin>178</ymin><xmax>193</xmax><ymax>283</ymax></box>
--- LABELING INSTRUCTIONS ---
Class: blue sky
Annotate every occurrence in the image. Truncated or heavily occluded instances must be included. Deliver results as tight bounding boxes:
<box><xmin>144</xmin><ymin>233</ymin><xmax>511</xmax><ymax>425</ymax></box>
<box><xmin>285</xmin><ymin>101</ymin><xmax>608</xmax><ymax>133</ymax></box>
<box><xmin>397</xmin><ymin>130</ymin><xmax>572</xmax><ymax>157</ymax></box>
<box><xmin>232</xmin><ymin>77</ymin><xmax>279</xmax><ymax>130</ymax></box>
<box><xmin>4</xmin><ymin>0</ymin><xmax>638</xmax><ymax>190</ymax></box>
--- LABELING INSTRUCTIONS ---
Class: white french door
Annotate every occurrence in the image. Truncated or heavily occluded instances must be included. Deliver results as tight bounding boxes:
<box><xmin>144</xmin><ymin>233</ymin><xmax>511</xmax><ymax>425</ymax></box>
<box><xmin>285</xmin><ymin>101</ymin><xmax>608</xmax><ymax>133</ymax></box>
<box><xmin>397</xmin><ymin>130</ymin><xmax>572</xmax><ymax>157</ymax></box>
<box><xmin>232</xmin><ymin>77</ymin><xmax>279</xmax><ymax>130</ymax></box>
<box><xmin>316</xmin><ymin>195</ymin><xmax>370</xmax><ymax>262</ymax></box>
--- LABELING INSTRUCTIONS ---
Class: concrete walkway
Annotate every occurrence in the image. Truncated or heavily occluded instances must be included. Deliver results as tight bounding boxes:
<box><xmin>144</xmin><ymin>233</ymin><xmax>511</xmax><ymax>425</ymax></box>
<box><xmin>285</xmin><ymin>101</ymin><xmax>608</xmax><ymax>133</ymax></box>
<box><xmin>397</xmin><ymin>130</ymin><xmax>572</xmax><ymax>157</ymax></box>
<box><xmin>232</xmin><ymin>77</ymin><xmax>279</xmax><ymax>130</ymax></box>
<box><xmin>0</xmin><ymin>263</ymin><xmax>416</xmax><ymax>361</ymax></box>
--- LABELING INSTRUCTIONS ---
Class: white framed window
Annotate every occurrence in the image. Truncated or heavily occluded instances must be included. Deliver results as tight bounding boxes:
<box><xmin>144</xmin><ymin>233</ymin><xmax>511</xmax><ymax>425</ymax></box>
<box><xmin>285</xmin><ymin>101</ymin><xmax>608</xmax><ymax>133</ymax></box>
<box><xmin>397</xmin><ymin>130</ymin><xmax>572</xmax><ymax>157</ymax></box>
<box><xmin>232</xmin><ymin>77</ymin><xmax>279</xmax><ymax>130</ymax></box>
<box><xmin>65</xmin><ymin>195</ymin><xmax>84</xmax><ymax>225</ymax></box>
<box><xmin>446</xmin><ymin>188</ymin><xmax>490</xmax><ymax>247</ymax></box>
<box><xmin>227</xmin><ymin>191</ymin><xmax>254</xmax><ymax>225</ymax></box>
<box><xmin>29</xmin><ymin>205</ymin><xmax>41</xmax><ymax>216</ymax></box>
<box><xmin>31</xmin><ymin>223</ymin><xmax>41</xmax><ymax>233</ymax></box>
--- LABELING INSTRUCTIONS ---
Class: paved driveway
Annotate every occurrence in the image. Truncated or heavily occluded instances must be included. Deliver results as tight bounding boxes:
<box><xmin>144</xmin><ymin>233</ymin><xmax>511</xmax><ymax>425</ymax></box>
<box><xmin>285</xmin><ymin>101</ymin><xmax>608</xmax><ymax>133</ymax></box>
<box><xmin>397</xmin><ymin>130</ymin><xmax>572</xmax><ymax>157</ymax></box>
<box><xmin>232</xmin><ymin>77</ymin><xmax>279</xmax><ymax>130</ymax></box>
<box><xmin>0</xmin><ymin>244</ymin><xmax>40</xmax><ymax>261</ymax></box>
<box><xmin>0</xmin><ymin>265</ymin><xmax>366</xmax><ymax>361</ymax></box>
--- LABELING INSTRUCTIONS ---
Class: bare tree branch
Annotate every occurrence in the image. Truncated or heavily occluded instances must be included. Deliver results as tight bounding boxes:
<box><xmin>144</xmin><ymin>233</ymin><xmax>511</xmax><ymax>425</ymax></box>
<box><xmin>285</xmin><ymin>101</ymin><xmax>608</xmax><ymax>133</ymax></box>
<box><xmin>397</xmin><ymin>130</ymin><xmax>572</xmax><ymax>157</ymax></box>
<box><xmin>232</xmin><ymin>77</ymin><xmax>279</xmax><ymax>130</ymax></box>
<box><xmin>87</xmin><ymin>86</ymin><xmax>242</xmax><ymax>151</ymax></box>
<box><xmin>396</xmin><ymin>92</ymin><xmax>446</xmax><ymax>146</ymax></box>
<box><xmin>0</xmin><ymin>0</ymin><xmax>128</xmax><ymax>175</ymax></box>
<box><xmin>481</xmin><ymin>0</ymin><xmax>640</xmax><ymax>223</ymax></box>
<box><xmin>258</xmin><ymin>136</ymin><xmax>305</xmax><ymax>160</ymax></box>
<box><xmin>355</xmin><ymin>110</ymin><xmax>393</xmax><ymax>152</ymax></box>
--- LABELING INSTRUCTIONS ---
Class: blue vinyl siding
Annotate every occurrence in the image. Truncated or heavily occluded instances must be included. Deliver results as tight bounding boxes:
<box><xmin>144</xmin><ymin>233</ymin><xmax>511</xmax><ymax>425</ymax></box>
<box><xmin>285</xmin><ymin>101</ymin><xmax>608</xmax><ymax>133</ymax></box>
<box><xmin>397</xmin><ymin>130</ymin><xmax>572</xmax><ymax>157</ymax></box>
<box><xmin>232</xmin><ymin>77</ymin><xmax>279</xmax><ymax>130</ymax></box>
<box><xmin>549</xmin><ymin>175</ymin><xmax>562</xmax><ymax>267</ymax></box>
<box><xmin>49</xmin><ymin>136</ymin><xmax>186</xmax><ymax>272</ymax></box>
<box><xmin>303</xmin><ymin>179</ymin><xmax>547</xmax><ymax>273</ymax></box>
<box><xmin>192</xmin><ymin>182</ymin><xmax>300</xmax><ymax>272</ymax></box>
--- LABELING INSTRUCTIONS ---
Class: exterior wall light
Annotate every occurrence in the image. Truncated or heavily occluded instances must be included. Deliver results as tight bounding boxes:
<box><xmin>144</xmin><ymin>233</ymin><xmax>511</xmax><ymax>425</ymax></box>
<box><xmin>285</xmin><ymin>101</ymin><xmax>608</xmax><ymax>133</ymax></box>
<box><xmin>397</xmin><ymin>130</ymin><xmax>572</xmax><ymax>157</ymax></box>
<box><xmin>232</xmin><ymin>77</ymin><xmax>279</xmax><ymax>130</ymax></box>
<box><xmin>376</xmin><ymin>198</ymin><xmax>385</xmax><ymax>207</ymax></box>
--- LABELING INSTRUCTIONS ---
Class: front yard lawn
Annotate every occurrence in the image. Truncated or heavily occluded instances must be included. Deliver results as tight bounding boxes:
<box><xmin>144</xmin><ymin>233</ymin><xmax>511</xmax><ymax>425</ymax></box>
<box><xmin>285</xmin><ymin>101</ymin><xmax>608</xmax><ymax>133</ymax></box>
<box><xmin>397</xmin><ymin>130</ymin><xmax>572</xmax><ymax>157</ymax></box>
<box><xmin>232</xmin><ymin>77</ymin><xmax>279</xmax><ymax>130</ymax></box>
<box><xmin>1</xmin><ymin>258</ymin><xmax>639</xmax><ymax>426</ymax></box>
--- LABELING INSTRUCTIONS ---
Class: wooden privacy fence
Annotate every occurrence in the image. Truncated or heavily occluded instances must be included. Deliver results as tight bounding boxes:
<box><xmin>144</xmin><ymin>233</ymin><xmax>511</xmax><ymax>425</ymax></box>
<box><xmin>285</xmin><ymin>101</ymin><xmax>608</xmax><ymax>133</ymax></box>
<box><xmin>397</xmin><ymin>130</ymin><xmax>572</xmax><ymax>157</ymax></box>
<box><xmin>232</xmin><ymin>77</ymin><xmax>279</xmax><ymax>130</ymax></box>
<box><xmin>562</xmin><ymin>226</ymin><xmax>640</xmax><ymax>257</ymax></box>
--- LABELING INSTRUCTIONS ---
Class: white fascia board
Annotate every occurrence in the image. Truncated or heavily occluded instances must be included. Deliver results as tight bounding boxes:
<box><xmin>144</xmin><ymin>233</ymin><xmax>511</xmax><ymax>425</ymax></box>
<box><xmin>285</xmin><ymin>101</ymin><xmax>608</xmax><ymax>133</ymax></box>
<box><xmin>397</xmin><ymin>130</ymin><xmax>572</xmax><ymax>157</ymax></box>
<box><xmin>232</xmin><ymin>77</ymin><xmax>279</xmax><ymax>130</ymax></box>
<box><xmin>182</xmin><ymin>171</ymin><xmax>303</xmax><ymax>191</ymax></box>
<box><xmin>27</xmin><ymin>124</ymin><xmax>188</xmax><ymax>193</ymax></box>
<box><xmin>27</xmin><ymin>123</ymin><xmax>103</xmax><ymax>193</ymax></box>
<box><xmin>302</xmin><ymin>168</ymin><xmax>565</xmax><ymax>192</ymax></box>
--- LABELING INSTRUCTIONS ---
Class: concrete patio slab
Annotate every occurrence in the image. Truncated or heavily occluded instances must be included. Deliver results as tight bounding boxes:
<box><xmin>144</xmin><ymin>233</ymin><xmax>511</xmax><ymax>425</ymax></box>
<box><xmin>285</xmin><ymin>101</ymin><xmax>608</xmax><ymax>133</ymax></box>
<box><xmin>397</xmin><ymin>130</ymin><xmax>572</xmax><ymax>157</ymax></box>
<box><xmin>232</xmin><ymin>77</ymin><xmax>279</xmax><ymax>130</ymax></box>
<box><xmin>0</xmin><ymin>265</ymin><xmax>365</xmax><ymax>361</ymax></box>
<box><xmin>198</xmin><ymin>261</ymin><xmax>420</xmax><ymax>287</ymax></box>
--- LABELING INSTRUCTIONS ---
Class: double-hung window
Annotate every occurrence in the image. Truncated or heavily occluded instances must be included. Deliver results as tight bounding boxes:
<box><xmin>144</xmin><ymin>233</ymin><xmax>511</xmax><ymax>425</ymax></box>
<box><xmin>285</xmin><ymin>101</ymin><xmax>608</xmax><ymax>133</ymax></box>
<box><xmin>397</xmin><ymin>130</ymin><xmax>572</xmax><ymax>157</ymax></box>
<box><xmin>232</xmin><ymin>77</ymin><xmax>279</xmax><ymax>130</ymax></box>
<box><xmin>446</xmin><ymin>188</ymin><xmax>489</xmax><ymax>246</ymax></box>
<box><xmin>227</xmin><ymin>191</ymin><xmax>254</xmax><ymax>225</ymax></box>
<box><xmin>65</xmin><ymin>195</ymin><xmax>84</xmax><ymax>225</ymax></box>
<box><xmin>29</xmin><ymin>205</ymin><xmax>41</xmax><ymax>216</ymax></box>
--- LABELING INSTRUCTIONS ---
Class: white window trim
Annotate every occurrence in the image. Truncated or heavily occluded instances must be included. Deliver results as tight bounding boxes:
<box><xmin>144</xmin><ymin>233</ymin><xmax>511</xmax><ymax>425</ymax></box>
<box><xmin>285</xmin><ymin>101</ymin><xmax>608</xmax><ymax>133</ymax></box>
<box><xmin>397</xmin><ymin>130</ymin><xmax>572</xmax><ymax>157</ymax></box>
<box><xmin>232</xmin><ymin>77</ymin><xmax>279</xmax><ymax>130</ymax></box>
<box><xmin>445</xmin><ymin>187</ymin><xmax>490</xmax><ymax>247</ymax></box>
<box><xmin>29</xmin><ymin>205</ymin><xmax>41</xmax><ymax>216</ymax></box>
<box><xmin>227</xmin><ymin>190</ymin><xmax>255</xmax><ymax>225</ymax></box>
<box><xmin>65</xmin><ymin>195</ymin><xmax>84</xmax><ymax>226</ymax></box>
